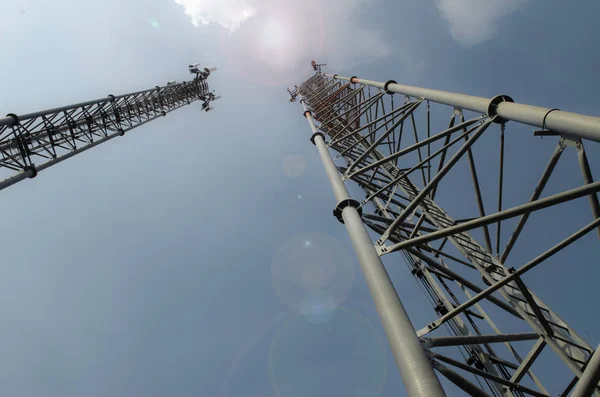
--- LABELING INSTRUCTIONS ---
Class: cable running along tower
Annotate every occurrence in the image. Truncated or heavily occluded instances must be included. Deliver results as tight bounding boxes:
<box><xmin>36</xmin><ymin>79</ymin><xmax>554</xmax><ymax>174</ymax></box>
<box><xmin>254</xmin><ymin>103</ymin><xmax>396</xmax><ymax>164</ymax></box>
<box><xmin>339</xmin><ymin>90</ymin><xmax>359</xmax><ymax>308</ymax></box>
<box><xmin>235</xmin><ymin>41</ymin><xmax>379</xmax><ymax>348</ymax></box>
<box><xmin>0</xmin><ymin>64</ymin><xmax>219</xmax><ymax>190</ymax></box>
<box><xmin>290</xmin><ymin>67</ymin><xmax>600</xmax><ymax>397</ymax></box>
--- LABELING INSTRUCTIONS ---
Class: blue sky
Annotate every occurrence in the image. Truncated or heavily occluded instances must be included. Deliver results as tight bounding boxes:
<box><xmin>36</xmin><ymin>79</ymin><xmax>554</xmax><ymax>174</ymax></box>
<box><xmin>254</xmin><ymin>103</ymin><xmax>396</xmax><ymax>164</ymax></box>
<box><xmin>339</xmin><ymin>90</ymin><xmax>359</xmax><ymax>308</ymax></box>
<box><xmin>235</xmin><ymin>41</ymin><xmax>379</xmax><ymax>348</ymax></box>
<box><xmin>0</xmin><ymin>0</ymin><xmax>599</xmax><ymax>396</ymax></box>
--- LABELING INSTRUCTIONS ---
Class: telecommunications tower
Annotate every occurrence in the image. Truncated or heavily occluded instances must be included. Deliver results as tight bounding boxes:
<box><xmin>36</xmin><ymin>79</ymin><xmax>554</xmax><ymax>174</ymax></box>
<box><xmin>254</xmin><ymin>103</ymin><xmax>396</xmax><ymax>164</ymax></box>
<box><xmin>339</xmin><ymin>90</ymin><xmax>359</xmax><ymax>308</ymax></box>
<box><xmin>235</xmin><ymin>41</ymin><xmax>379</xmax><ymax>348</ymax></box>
<box><xmin>290</xmin><ymin>65</ymin><xmax>600</xmax><ymax>396</ymax></box>
<box><xmin>0</xmin><ymin>64</ymin><xmax>219</xmax><ymax>190</ymax></box>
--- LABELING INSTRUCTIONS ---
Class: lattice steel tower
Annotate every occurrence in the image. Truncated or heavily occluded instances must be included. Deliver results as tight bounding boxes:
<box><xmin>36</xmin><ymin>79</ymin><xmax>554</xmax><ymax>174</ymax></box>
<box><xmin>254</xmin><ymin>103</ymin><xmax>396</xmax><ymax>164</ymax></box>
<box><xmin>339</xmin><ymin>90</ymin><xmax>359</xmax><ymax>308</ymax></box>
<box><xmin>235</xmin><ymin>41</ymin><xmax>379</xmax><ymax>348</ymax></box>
<box><xmin>0</xmin><ymin>64</ymin><xmax>219</xmax><ymax>190</ymax></box>
<box><xmin>290</xmin><ymin>67</ymin><xmax>600</xmax><ymax>396</ymax></box>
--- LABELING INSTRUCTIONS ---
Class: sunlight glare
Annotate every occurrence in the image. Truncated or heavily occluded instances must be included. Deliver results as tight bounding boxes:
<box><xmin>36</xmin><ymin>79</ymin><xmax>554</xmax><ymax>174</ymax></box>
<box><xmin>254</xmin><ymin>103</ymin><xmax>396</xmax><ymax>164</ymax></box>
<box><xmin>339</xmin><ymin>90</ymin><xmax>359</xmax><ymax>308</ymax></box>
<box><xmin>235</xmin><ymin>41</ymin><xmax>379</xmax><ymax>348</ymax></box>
<box><xmin>262</xmin><ymin>20</ymin><xmax>288</xmax><ymax>50</ymax></box>
<box><xmin>258</xmin><ymin>18</ymin><xmax>294</xmax><ymax>69</ymax></box>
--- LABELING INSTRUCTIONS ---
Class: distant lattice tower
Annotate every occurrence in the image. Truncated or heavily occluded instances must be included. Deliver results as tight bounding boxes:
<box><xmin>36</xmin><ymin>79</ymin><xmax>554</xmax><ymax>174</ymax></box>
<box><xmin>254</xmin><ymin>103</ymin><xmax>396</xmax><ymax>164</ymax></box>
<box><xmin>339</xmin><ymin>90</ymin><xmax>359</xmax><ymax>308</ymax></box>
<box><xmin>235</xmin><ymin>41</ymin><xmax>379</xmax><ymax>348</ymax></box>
<box><xmin>0</xmin><ymin>64</ymin><xmax>219</xmax><ymax>190</ymax></box>
<box><xmin>290</xmin><ymin>67</ymin><xmax>600</xmax><ymax>396</ymax></box>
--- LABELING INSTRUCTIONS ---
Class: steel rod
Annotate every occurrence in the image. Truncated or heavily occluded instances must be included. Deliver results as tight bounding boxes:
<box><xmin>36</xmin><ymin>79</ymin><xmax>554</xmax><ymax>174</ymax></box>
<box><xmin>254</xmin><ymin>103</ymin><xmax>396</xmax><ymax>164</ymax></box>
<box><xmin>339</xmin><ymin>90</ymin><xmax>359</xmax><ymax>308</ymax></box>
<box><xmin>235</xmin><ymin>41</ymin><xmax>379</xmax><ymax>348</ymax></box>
<box><xmin>463</xmin><ymin>115</ymin><xmax>493</xmax><ymax>253</ymax></box>
<box><xmin>327</xmin><ymin>93</ymin><xmax>385</xmax><ymax>142</ymax></box>
<box><xmin>363</xmin><ymin>125</ymin><xmax>477</xmax><ymax>205</ymax></box>
<box><xmin>496</xmin><ymin>123</ymin><xmax>505</xmax><ymax>257</ymax></box>
<box><xmin>419</xmin><ymin>215</ymin><xmax>600</xmax><ymax>335</ymax></box>
<box><xmin>346</xmin><ymin>101</ymin><xmax>422</xmax><ymax>173</ymax></box>
<box><xmin>433</xmin><ymin>362</ymin><xmax>493</xmax><ymax>397</ymax></box>
<box><xmin>395</xmin><ymin>104</ymin><xmax>406</xmax><ymax>165</ymax></box>
<box><xmin>510</xmin><ymin>338</ymin><xmax>546</xmax><ymax>384</ymax></box>
<box><xmin>300</xmin><ymin>97</ymin><xmax>446</xmax><ymax>397</ymax></box>
<box><xmin>500</xmin><ymin>141</ymin><xmax>565</xmax><ymax>262</ymax></box>
<box><xmin>379</xmin><ymin>119</ymin><xmax>494</xmax><ymax>243</ymax></box>
<box><xmin>427</xmin><ymin>100</ymin><xmax>431</xmax><ymax>184</ymax></box>
<box><xmin>348</xmin><ymin>116</ymin><xmax>481</xmax><ymax>178</ymax></box>
<box><xmin>386</xmin><ymin>180</ymin><xmax>600</xmax><ymax>253</ymax></box>
<box><xmin>431</xmin><ymin>353</ymin><xmax>550</xmax><ymax>397</ymax></box>
<box><xmin>577</xmin><ymin>144</ymin><xmax>600</xmax><ymax>238</ymax></box>
<box><xmin>512</xmin><ymin>276</ymin><xmax>554</xmax><ymax>336</ymax></box>
<box><xmin>409</xmin><ymin>112</ymin><xmax>428</xmax><ymax>187</ymax></box>
<box><xmin>431</xmin><ymin>112</ymin><xmax>458</xmax><ymax>200</ymax></box>
<box><xmin>405</xmin><ymin>247</ymin><xmax>522</xmax><ymax>318</ymax></box>
<box><xmin>362</xmin><ymin>214</ymin><xmax>437</xmax><ymax>233</ymax></box>
<box><xmin>334</xmin><ymin>102</ymin><xmax>414</xmax><ymax>155</ymax></box>
<box><xmin>321</xmin><ymin>93</ymin><xmax>379</xmax><ymax>144</ymax></box>
<box><xmin>319</xmin><ymin>86</ymin><xmax>365</xmax><ymax>125</ymax></box>
<box><xmin>423</xmin><ymin>333</ymin><xmax>539</xmax><ymax>347</ymax></box>
<box><xmin>572</xmin><ymin>345</ymin><xmax>600</xmax><ymax>397</ymax></box>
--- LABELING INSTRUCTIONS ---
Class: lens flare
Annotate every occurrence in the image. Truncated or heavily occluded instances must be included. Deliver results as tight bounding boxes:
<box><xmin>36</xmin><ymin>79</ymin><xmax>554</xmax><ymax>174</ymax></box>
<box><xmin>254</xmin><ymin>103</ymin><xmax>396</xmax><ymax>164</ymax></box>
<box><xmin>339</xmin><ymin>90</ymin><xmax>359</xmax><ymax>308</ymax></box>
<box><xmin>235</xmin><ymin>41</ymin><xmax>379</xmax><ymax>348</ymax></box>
<box><xmin>283</xmin><ymin>154</ymin><xmax>306</xmax><ymax>178</ymax></box>
<box><xmin>148</xmin><ymin>17</ymin><xmax>161</xmax><ymax>30</ymax></box>
<box><xmin>262</xmin><ymin>20</ymin><xmax>287</xmax><ymax>50</ymax></box>
<box><xmin>300</xmin><ymin>289</ymin><xmax>336</xmax><ymax>324</ymax></box>
<box><xmin>271</xmin><ymin>233</ymin><xmax>355</xmax><ymax>317</ymax></box>
<box><xmin>215</xmin><ymin>0</ymin><xmax>327</xmax><ymax>88</ymax></box>
<box><xmin>269</xmin><ymin>307</ymin><xmax>388</xmax><ymax>397</ymax></box>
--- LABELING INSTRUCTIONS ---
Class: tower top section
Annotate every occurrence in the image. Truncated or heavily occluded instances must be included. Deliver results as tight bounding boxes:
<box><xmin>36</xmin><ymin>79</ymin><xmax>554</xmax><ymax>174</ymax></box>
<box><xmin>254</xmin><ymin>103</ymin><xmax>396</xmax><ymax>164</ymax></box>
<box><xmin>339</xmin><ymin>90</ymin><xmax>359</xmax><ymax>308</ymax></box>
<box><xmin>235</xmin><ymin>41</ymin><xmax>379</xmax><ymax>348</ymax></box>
<box><xmin>311</xmin><ymin>60</ymin><xmax>326</xmax><ymax>73</ymax></box>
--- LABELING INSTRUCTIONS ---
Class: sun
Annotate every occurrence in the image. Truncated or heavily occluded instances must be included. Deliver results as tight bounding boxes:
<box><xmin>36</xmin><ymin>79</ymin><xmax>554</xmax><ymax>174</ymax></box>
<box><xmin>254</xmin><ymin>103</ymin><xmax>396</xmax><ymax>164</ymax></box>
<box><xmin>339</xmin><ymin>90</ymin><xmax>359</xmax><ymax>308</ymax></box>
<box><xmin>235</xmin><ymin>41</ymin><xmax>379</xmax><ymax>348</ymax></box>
<box><xmin>261</xmin><ymin>19</ymin><xmax>288</xmax><ymax>50</ymax></box>
<box><xmin>257</xmin><ymin>18</ymin><xmax>293</xmax><ymax>69</ymax></box>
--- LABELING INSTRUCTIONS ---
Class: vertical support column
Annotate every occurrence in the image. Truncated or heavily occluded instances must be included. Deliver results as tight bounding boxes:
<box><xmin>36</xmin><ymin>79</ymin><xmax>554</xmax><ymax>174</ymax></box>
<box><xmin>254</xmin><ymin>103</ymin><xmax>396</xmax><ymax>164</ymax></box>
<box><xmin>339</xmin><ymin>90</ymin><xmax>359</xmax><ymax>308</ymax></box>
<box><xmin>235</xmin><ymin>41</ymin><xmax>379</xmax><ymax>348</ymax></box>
<box><xmin>577</xmin><ymin>143</ymin><xmax>600</xmax><ymax>238</ymax></box>
<box><xmin>572</xmin><ymin>345</ymin><xmax>600</xmax><ymax>397</ymax></box>
<box><xmin>300</xmin><ymin>97</ymin><xmax>446</xmax><ymax>397</ymax></box>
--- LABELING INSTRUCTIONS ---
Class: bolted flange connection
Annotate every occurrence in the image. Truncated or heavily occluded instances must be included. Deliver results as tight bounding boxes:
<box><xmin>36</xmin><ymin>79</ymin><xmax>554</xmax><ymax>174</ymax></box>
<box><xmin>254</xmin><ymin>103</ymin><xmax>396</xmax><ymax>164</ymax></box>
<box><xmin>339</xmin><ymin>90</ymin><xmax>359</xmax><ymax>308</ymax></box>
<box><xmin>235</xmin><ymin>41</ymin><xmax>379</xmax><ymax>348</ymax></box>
<box><xmin>487</xmin><ymin>95</ymin><xmax>514</xmax><ymax>124</ymax></box>
<box><xmin>333</xmin><ymin>198</ymin><xmax>362</xmax><ymax>224</ymax></box>
<box><xmin>23</xmin><ymin>165</ymin><xmax>37</xmax><ymax>178</ymax></box>
<box><xmin>303</xmin><ymin>110</ymin><xmax>312</xmax><ymax>118</ymax></box>
<box><xmin>5</xmin><ymin>113</ymin><xmax>19</xmax><ymax>126</ymax></box>
<box><xmin>310</xmin><ymin>132</ymin><xmax>325</xmax><ymax>145</ymax></box>
<box><xmin>384</xmin><ymin>80</ymin><xmax>397</xmax><ymax>95</ymax></box>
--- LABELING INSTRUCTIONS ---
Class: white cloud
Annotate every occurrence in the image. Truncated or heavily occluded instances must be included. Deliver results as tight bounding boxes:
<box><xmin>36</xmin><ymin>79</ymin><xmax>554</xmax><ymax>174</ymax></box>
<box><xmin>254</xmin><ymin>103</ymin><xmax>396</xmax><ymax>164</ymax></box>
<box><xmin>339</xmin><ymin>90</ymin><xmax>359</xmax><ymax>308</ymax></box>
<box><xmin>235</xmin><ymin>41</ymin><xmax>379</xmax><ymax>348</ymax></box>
<box><xmin>436</xmin><ymin>0</ymin><xmax>526</xmax><ymax>46</ymax></box>
<box><xmin>318</xmin><ymin>0</ymin><xmax>391</xmax><ymax>69</ymax></box>
<box><xmin>174</xmin><ymin>0</ymin><xmax>257</xmax><ymax>32</ymax></box>
<box><xmin>174</xmin><ymin>0</ymin><xmax>391</xmax><ymax>75</ymax></box>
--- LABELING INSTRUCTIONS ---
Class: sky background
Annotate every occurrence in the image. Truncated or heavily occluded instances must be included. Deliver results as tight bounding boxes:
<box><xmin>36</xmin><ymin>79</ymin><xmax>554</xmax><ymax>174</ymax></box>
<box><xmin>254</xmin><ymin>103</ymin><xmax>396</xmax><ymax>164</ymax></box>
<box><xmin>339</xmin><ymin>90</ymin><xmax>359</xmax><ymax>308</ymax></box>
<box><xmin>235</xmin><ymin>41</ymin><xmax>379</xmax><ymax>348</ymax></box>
<box><xmin>0</xmin><ymin>0</ymin><xmax>599</xmax><ymax>396</ymax></box>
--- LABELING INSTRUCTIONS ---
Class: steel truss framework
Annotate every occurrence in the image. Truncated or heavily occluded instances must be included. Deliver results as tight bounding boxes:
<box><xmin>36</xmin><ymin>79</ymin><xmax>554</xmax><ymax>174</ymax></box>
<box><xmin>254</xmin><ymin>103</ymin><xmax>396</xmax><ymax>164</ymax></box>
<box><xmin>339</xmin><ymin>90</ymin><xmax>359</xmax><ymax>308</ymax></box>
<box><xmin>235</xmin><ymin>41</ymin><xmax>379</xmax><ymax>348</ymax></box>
<box><xmin>0</xmin><ymin>77</ymin><xmax>211</xmax><ymax>190</ymax></box>
<box><xmin>295</xmin><ymin>72</ymin><xmax>600</xmax><ymax>397</ymax></box>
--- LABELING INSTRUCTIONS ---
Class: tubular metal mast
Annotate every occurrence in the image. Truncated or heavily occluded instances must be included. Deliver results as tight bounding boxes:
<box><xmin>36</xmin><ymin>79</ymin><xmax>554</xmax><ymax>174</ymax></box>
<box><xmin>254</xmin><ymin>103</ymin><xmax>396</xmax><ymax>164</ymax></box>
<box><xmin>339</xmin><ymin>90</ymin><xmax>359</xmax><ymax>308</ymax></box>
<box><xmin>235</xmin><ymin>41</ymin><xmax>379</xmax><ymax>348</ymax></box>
<box><xmin>291</xmin><ymin>69</ymin><xmax>600</xmax><ymax>396</ymax></box>
<box><xmin>0</xmin><ymin>65</ymin><xmax>219</xmax><ymax>191</ymax></box>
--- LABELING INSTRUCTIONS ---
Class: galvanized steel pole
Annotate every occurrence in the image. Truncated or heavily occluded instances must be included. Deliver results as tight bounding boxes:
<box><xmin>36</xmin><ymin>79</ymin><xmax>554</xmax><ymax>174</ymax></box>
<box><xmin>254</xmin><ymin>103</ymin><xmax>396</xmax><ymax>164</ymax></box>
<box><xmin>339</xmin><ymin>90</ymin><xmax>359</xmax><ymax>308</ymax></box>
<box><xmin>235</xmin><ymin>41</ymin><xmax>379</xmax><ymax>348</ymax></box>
<box><xmin>326</xmin><ymin>74</ymin><xmax>600</xmax><ymax>142</ymax></box>
<box><xmin>299</xmin><ymin>97</ymin><xmax>446</xmax><ymax>397</ymax></box>
<box><xmin>572</xmin><ymin>345</ymin><xmax>600</xmax><ymax>397</ymax></box>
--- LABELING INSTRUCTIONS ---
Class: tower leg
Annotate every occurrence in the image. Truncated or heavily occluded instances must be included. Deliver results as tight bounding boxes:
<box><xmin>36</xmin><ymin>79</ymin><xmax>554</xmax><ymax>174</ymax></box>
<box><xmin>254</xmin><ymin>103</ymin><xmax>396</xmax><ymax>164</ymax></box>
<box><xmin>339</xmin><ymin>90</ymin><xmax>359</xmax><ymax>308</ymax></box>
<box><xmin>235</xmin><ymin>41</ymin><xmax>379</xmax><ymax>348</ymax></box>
<box><xmin>301</xmin><ymin>98</ymin><xmax>446</xmax><ymax>397</ymax></box>
<box><xmin>572</xmin><ymin>345</ymin><xmax>600</xmax><ymax>397</ymax></box>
